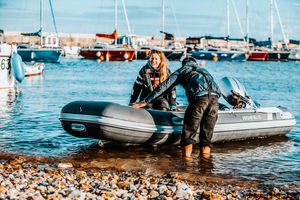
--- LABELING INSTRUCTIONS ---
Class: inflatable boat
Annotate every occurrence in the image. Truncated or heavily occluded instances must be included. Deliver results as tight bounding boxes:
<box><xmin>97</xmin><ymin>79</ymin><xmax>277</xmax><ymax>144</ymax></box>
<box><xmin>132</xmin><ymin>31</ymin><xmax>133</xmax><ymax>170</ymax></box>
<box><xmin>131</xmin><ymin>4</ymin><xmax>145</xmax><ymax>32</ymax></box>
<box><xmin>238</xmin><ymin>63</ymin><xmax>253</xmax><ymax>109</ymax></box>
<box><xmin>59</xmin><ymin>77</ymin><xmax>296</xmax><ymax>145</ymax></box>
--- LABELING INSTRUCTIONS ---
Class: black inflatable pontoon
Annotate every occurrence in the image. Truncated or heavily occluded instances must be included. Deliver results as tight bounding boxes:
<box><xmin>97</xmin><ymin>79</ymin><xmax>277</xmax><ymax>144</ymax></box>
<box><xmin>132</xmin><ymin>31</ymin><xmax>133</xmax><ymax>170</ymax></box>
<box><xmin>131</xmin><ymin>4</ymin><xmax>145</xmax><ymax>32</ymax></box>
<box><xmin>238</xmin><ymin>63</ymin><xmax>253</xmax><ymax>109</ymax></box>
<box><xmin>59</xmin><ymin>77</ymin><xmax>296</xmax><ymax>145</ymax></box>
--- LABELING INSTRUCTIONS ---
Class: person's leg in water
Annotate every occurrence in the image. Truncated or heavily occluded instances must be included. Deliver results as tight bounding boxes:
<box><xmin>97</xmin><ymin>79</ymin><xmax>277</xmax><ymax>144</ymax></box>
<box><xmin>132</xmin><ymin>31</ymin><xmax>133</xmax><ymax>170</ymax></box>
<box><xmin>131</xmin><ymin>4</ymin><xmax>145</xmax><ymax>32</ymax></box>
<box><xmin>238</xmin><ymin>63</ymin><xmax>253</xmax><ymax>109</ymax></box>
<box><xmin>199</xmin><ymin>96</ymin><xmax>219</xmax><ymax>158</ymax></box>
<box><xmin>181</xmin><ymin>98</ymin><xmax>208</xmax><ymax>158</ymax></box>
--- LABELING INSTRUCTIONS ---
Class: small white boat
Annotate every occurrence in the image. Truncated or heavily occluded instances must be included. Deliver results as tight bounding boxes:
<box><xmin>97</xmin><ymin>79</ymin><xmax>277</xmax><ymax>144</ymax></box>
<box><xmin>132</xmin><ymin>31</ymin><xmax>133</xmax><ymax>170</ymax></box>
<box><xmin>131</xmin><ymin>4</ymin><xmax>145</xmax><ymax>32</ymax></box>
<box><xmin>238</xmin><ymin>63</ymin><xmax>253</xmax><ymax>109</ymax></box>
<box><xmin>59</xmin><ymin>77</ymin><xmax>296</xmax><ymax>145</ymax></box>
<box><xmin>62</xmin><ymin>46</ymin><xmax>80</xmax><ymax>57</ymax></box>
<box><xmin>24</xmin><ymin>62</ymin><xmax>45</xmax><ymax>77</ymax></box>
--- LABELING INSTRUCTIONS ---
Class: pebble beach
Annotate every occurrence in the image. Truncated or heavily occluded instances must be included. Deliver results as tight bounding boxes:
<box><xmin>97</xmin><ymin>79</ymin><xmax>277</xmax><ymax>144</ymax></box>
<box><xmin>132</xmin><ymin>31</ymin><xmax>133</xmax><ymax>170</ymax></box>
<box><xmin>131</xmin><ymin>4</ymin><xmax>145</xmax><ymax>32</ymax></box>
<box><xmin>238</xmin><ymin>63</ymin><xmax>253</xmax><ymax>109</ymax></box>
<box><xmin>0</xmin><ymin>155</ymin><xmax>299</xmax><ymax>200</ymax></box>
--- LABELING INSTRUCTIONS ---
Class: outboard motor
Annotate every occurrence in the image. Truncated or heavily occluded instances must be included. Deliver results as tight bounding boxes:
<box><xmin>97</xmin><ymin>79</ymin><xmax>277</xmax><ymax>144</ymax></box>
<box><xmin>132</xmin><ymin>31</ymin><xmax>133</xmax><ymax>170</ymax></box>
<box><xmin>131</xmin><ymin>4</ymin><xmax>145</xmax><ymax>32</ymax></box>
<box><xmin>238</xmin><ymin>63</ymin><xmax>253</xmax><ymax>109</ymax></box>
<box><xmin>219</xmin><ymin>77</ymin><xmax>257</xmax><ymax>109</ymax></box>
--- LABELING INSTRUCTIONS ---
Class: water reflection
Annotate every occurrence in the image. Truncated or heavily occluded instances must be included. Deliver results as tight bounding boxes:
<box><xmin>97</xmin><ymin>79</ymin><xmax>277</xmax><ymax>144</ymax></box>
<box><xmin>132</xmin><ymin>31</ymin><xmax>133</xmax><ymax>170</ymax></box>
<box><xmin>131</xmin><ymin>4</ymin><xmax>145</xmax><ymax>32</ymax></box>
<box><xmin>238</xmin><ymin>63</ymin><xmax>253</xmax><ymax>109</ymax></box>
<box><xmin>0</xmin><ymin>88</ymin><xmax>21</xmax><ymax>124</ymax></box>
<box><xmin>0</xmin><ymin>88</ymin><xmax>21</xmax><ymax>153</ymax></box>
<box><xmin>60</xmin><ymin>135</ymin><xmax>295</xmax><ymax>185</ymax></box>
<box><xmin>0</xmin><ymin>87</ymin><xmax>20</xmax><ymax>110</ymax></box>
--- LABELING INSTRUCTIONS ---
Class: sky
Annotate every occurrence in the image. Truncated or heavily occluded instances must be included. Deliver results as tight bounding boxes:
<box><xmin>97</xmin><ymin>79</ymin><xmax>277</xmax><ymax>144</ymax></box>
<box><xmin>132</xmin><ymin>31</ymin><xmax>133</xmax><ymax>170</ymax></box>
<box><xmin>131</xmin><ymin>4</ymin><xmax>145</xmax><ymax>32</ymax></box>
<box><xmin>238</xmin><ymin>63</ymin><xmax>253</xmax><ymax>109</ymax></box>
<box><xmin>0</xmin><ymin>0</ymin><xmax>299</xmax><ymax>41</ymax></box>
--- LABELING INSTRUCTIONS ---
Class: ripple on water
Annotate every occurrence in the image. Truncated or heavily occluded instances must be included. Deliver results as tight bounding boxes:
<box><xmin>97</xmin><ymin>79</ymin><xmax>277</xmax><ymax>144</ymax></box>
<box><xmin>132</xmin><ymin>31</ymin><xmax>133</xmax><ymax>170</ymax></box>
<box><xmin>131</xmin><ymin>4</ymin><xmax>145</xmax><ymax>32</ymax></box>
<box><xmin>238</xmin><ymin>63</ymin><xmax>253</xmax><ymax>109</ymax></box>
<box><xmin>0</xmin><ymin>58</ymin><xmax>299</xmax><ymax>186</ymax></box>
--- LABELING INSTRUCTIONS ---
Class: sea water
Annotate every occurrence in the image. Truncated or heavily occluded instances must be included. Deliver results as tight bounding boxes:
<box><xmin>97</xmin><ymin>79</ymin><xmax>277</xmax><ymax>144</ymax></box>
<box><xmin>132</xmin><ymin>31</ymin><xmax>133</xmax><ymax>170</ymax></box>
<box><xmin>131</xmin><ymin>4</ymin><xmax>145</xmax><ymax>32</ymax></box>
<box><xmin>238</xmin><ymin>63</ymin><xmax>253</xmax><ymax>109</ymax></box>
<box><xmin>0</xmin><ymin>58</ymin><xmax>299</xmax><ymax>186</ymax></box>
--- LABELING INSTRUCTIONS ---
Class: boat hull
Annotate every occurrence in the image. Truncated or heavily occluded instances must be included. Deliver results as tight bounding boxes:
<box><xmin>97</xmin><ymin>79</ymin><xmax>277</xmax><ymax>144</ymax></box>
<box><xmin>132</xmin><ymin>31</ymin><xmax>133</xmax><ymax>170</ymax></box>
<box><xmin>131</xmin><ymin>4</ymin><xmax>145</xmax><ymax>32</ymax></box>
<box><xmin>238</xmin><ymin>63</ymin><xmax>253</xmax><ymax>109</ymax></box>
<box><xmin>24</xmin><ymin>62</ymin><xmax>44</xmax><ymax>77</ymax></box>
<box><xmin>0</xmin><ymin>44</ymin><xmax>24</xmax><ymax>89</ymax></box>
<box><xmin>162</xmin><ymin>50</ymin><xmax>185</xmax><ymax>61</ymax></box>
<box><xmin>135</xmin><ymin>50</ymin><xmax>150</xmax><ymax>60</ymax></box>
<box><xmin>17</xmin><ymin>48</ymin><xmax>62</xmax><ymax>62</ymax></box>
<box><xmin>265</xmin><ymin>52</ymin><xmax>290</xmax><ymax>61</ymax></box>
<box><xmin>135</xmin><ymin>49</ymin><xmax>184</xmax><ymax>61</ymax></box>
<box><xmin>59</xmin><ymin>101</ymin><xmax>296</xmax><ymax>145</ymax></box>
<box><xmin>80</xmin><ymin>49</ymin><xmax>135</xmax><ymax>61</ymax></box>
<box><xmin>191</xmin><ymin>50</ymin><xmax>247</xmax><ymax>61</ymax></box>
<box><xmin>247</xmin><ymin>51</ymin><xmax>268</xmax><ymax>61</ymax></box>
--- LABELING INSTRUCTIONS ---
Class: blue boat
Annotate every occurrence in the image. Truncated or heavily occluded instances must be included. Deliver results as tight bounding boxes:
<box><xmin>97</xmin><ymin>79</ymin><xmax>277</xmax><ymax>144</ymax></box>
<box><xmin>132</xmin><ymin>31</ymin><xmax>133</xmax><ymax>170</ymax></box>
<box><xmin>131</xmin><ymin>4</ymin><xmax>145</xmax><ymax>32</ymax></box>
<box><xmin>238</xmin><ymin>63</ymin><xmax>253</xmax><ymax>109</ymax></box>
<box><xmin>17</xmin><ymin>0</ymin><xmax>62</xmax><ymax>62</ymax></box>
<box><xmin>17</xmin><ymin>44</ymin><xmax>62</xmax><ymax>62</ymax></box>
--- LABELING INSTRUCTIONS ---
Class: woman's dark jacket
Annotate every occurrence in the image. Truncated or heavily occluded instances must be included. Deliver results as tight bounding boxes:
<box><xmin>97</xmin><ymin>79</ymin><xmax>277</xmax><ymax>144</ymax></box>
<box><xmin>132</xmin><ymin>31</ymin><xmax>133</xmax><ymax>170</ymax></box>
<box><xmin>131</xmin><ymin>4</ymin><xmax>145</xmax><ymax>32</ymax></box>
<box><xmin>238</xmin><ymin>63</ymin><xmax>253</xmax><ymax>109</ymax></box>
<box><xmin>144</xmin><ymin>62</ymin><xmax>221</xmax><ymax>104</ymax></box>
<box><xmin>130</xmin><ymin>64</ymin><xmax>176</xmax><ymax>106</ymax></box>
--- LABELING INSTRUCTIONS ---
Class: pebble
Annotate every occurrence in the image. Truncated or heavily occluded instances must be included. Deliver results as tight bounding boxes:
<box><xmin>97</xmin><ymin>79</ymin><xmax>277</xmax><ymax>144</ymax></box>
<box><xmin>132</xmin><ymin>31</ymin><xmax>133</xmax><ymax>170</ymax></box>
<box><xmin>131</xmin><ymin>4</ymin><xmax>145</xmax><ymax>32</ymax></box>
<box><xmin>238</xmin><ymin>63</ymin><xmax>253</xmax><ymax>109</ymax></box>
<box><xmin>0</xmin><ymin>157</ymin><xmax>298</xmax><ymax>200</ymax></box>
<box><xmin>57</xmin><ymin>162</ymin><xmax>73</xmax><ymax>168</ymax></box>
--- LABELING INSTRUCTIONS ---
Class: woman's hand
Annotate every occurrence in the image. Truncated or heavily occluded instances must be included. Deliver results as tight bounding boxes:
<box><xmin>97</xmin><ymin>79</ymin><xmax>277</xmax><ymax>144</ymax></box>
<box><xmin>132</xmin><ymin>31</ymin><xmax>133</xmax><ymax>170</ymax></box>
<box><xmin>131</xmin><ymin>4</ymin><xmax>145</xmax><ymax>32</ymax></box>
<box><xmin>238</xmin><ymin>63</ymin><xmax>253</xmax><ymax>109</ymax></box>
<box><xmin>132</xmin><ymin>101</ymin><xmax>148</xmax><ymax>108</ymax></box>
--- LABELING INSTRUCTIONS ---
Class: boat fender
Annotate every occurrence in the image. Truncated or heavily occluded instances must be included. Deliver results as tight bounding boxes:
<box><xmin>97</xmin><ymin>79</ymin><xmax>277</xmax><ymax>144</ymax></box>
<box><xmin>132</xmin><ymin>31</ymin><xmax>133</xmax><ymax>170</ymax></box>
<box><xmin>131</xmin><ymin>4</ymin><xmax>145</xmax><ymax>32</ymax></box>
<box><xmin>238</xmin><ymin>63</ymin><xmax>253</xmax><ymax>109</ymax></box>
<box><xmin>124</xmin><ymin>53</ymin><xmax>129</xmax><ymax>59</ymax></box>
<box><xmin>145</xmin><ymin>48</ymin><xmax>150</xmax><ymax>56</ymax></box>
<box><xmin>10</xmin><ymin>53</ymin><xmax>25</xmax><ymax>83</ymax></box>
<box><xmin>31</xmin><ymin>52</ymin><xmax>36</xmax><ymax>59</ymax></box>
<box><xmin>106</xmin><ymin>52</ymin><xmax>110</xmax><ymax>61</ymax></box>
<box><xmin>96</xmin><ymin>51</ymin><xmax>101</xmax><ymax>57</ymax></box>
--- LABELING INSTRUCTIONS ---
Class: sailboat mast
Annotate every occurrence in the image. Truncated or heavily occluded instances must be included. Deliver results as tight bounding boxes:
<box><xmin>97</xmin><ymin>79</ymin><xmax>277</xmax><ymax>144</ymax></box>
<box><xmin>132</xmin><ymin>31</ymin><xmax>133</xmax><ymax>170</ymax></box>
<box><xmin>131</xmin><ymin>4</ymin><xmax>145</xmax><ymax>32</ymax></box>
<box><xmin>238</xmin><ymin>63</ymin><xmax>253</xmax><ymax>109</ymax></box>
<box><xmin>40</xmin><ymin>0</ymin><xmax>43</xmax><ymax>45</ymax></box>
<box><xmin>121</xmin><ymin>0</ymin><xmax>132</xmax><ymax>35</ymax></box>
<box><xmin>227</xmin><ymin>0</ymin><xmax>230</xmax><ymax>49</ymax></box>
<box><xmin>270</xmin><ymin>0</ymin><xmax>274</xmax><ymax>48</ymax></box>
<box><xmin>227</xmin><ymin>0</ymin><xmax>230</xmax><ymax>38</ymax></box>
<box><xmin>273</xmin><ymin>0</ymin><xmax>288</xmax><ymax>46</ymax></box>
<box><xmin>246</xmin><ymin>0</ymin><xmax>249</xmax><ymax>42</ymax></box>
<box><xmin>231</xmin><ymin>0</ymin><xmax>245</xmax><ymax>42</ymax></box>
<box><xmin>162</xmin><ymin>0</ymin><xmax>165</xmax><ymax>47</ymax></box>
<box><xmin>114</xmin><ymin>0</ymin><xmax>117</xmax><ymax>45</ymax></box>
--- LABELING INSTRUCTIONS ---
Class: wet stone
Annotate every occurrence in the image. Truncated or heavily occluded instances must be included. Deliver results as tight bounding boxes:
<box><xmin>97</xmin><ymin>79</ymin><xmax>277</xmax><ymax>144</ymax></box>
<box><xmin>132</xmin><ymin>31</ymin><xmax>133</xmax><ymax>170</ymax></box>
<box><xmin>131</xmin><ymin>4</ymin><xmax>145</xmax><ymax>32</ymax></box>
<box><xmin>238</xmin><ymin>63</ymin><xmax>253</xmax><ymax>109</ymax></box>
<box><xmin>57</xmin><ymin>163</ymin><xmax>73</xmax><ymax>169</ymax></box>
<box><xmin>0</xmin><ymin>159</ymin><xmax>297</xmax><ymax>200</ymax></box>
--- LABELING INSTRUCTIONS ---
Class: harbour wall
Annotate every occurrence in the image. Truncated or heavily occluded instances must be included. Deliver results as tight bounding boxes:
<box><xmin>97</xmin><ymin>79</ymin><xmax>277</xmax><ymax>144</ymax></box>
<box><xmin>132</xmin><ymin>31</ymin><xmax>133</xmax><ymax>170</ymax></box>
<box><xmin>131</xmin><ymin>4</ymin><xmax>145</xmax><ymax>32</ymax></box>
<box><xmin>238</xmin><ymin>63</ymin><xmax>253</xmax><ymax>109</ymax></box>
<box><xmin>4</xmin><ymin>31</ymin><xmax>291</xmax><ymax>49</ymax></box>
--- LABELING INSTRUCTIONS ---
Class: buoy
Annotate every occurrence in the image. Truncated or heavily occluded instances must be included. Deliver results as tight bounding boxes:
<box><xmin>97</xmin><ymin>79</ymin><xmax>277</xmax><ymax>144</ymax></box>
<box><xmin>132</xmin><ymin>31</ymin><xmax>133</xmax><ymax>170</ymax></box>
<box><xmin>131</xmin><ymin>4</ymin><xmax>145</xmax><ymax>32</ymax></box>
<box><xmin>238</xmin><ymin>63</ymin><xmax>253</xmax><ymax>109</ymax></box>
<box><xmin>100</xmin><ymin>56</ymin><xmax>104</xmax><ymax>61</ymax></box>
<box><xmin>123</xmin><ymin>44</ymin><xmax>129</xmax><ymax>49</ymax></box>
<box><xmin>213</xmin><ymin>56</ymin><xmax>218</xmax><ymax>61</ymax></box>
<box><xmin>106</xmin><ymin>52</ymin><xmax>110</xmax><ymax>61</ymax></box>
<box><xmin>10</xmin><ymin>53</ymin><xmax>25</xmax><ymax>83</ymax></box>
<box><xmin>145</xmin><ymin>49</ymin><xmax>150</xmax><ymax>56</ymax></box>
<box><xmin>200</xmin><ymin>60</ymin><xmax>206</xmax><ymax>66</ymax></box>
<box><xmin>244</xmin><ymin>53</ymin><xmax>249</xmax><ymax>58</ymax></box>
<box><xmin>96</xmin><ymin>51</ymin><xmax>101</xmax><ymax>57</ymax></box>
<box><xmin>124</xmin><ymin>53</ymin><xmax>129</xmax><ymax>59</ymax></box>
<box><xmin>31</xmin><ymin>52</ymin><xmax>36</xmax><ymax>59</ymax></box>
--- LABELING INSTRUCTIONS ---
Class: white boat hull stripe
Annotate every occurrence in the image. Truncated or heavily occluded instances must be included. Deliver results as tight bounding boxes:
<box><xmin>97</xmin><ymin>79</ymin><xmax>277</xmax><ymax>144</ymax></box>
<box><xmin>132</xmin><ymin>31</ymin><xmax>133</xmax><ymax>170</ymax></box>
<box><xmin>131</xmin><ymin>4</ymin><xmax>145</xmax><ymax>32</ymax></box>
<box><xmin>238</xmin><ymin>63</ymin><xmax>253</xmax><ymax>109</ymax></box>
<box><xmin>60</xmin><ymin>113</ymin><xmax>296</xmax><ymax>134</ymax></box>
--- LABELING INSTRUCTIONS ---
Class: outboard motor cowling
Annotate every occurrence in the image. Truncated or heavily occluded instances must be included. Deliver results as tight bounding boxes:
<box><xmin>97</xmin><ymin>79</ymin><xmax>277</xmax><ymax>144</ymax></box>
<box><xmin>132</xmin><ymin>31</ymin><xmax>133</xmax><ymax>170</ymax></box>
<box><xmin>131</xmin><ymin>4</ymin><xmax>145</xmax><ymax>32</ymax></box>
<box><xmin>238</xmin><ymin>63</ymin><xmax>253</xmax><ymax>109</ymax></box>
<box><xmin>219</xmin><ymin>77</ymin><xmax>257</xmax><ymax>109</ymax></box>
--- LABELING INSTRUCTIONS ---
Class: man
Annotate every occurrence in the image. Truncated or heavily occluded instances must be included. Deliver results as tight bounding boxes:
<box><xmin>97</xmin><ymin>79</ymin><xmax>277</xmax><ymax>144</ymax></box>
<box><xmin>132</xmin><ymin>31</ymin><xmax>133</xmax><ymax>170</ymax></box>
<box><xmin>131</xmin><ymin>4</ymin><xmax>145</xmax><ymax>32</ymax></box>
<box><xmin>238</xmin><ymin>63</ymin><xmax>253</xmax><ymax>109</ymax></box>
<box><xmin>132</xmin><ymin>57</ymin><xmax>221</xmax><ymax>158</ymax></box>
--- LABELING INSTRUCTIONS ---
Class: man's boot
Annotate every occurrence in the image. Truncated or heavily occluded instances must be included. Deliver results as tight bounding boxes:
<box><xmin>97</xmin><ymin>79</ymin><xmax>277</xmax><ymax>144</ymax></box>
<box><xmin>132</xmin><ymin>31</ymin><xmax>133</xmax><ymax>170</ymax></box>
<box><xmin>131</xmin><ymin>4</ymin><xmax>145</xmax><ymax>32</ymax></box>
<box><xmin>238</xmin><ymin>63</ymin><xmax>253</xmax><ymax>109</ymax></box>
<box><xmin>183</xmin><ymin>144</ymin><xmax>193</xmax><ymax>158</ymax></box>
<box><xmin>201</xmin><ymin>146</ymin><xmax>211</xmax><ymax>158</ymax></box>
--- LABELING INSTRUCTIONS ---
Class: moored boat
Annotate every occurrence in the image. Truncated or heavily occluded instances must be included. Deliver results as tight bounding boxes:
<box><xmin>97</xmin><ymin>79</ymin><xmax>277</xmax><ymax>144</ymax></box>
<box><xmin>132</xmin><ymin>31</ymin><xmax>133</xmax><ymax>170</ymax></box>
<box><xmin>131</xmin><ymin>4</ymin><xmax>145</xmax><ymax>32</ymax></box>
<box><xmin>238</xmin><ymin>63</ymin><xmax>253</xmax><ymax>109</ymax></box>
<box><xmin>80</xmin><ymin>0</ymin><xmax>136</xmax><ymax>61</ymax></box>
<box><xmin>59</xmin><ymin>77</ymin><xmax>296</xmax><ymax>145</ymax></box>
<box><xmin>247</xmin><ymin>51</ymin><xmax>268</xmax><ymax>61</ymax></box>
<box><xmin>0</xmin><ymin>30</ymin><xmax>25</xmax><ymax>89</ymax></box>
<box><xmin>135</xmin><ymin>46</ymin><xmax>152</xmax><ymax>60</ymax></box>
<box><xmin>24</xmin><ymin>62</ymin><xmax>45</xmax><ymax>77</ymax></box>
<box><xmin>191</xmin><ymin>48</ymin><xmax>247</xmax><ymax>61</ymax></box>
<box><xmin>17</xmin><ymin>43</ymin><xmax>62</xmax><ymax>62</ymax></box>
<box><xmin>162</xmin><ymin>49</ymin><xmax>185</xmax><ymax>61</ymax></box>
<box><xmin>135</xmin><ymin>46</ymin><xmax>185</xmax><ymax>61</ymax></box>
<box><xmin>17</xmin><ymin>0</ymin><xmax>63</xmax><ymax>62</ymax></box>
<box><xmin>265</xmin><ymin>51</ymin><xmax>290</xmax><ymax>61</ymax></box>
<box><xmin>288</xmin><ymin>48</ymin><xmax>300</xmax><ymax>61</ymax></box>
<box><xmin>80</xmin><ymin>41</ymin><xmax>135</xmax><ymax>61</ymax></box>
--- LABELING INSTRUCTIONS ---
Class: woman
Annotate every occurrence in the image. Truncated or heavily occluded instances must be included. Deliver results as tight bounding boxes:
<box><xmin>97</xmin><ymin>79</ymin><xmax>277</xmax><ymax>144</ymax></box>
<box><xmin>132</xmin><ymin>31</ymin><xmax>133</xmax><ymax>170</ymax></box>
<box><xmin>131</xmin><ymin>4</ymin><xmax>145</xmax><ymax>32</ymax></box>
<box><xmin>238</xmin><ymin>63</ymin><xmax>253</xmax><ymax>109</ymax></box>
<box><xmin>130</xmin><ymin>49</ymin><xmax>177</xmax><ymax>111</ymax></box>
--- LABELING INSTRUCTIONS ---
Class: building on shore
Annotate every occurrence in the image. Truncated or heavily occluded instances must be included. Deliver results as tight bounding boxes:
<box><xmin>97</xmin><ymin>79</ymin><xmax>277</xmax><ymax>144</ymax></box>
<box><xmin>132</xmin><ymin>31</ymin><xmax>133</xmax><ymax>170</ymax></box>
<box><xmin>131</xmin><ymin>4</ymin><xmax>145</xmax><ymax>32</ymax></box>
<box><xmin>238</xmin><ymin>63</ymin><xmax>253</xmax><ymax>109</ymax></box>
<box><xmin>4</xmin><ymin>31</ymin><xmax>186</xmax><ymax>49</ymax></box>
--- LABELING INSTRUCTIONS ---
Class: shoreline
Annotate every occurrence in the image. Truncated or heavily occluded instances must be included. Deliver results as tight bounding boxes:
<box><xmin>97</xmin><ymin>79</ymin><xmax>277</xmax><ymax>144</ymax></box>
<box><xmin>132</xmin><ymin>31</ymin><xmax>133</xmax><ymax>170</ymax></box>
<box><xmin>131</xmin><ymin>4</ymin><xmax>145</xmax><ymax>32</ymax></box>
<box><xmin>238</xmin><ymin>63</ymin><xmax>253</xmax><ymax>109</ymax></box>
<box><xmin>3</xmin><ymin>31</ymin><xmax>186</xmax><ymax>48</ymax></box>
<box><xmin>0</xmin><ymin>154</ymin><xmax>298</xmax><ymax>199</ymax></box>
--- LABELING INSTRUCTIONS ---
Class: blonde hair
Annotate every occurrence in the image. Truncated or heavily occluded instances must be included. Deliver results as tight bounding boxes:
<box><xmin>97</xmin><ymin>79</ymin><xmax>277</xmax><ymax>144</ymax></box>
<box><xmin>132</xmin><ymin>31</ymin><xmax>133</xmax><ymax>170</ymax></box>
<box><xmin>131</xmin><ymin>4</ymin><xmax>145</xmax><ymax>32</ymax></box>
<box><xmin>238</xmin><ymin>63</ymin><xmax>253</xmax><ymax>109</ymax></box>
<box><xmin>150</xmin><ymin>50</ymin><xmax>168</xmax><ymax>82</ymax></box>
